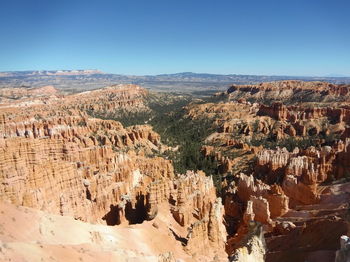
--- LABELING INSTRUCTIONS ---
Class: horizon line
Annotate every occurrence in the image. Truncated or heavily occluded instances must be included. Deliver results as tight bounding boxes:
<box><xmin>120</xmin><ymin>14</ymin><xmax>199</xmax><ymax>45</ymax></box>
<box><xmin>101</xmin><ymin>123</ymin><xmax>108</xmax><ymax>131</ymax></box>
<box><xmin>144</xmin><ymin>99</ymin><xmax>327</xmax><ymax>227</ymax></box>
<box><xmin>0</xmin><ymin>69</ymin><xmax>349</xmax><ymax>78</ymax></box>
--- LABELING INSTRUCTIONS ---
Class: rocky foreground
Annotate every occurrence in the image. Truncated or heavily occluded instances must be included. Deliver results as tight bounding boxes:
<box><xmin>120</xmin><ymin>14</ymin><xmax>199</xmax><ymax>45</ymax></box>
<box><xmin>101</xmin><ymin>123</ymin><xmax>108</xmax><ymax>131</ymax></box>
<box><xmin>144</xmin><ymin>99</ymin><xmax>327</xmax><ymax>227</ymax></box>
<box><xmin>1</xmin><ymin>81</ymin><xmax>350</xmax><ymax>261</ymax></box>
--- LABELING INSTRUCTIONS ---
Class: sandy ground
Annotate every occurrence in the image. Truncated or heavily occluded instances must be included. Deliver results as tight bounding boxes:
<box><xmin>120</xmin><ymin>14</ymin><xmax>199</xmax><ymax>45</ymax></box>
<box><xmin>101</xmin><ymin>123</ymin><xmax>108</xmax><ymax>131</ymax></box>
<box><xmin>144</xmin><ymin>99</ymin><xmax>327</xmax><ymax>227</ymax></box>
<box><xmin>0</xmin><ymin>202</ymin><xmax>195</xmax><ymax>262</ymax></box>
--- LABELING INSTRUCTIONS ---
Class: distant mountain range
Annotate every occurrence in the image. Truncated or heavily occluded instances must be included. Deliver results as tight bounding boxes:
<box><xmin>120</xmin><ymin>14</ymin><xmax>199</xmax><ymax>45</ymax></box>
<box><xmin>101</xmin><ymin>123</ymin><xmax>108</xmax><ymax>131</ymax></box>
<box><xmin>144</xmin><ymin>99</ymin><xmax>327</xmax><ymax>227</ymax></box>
<box><xmin>1</xmin><ymin>70</ymin><xmax>350</xmax><ymax>94</ymax></box>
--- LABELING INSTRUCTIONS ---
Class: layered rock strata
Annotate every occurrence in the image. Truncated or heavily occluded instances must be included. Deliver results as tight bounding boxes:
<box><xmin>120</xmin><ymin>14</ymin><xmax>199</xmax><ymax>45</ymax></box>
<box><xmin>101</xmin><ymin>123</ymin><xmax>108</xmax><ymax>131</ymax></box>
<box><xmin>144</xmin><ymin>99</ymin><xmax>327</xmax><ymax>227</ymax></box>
<box><xmin>227</xmin><ymin>80</ymin><xmax>350</xmax><ymax>103</ymax></box>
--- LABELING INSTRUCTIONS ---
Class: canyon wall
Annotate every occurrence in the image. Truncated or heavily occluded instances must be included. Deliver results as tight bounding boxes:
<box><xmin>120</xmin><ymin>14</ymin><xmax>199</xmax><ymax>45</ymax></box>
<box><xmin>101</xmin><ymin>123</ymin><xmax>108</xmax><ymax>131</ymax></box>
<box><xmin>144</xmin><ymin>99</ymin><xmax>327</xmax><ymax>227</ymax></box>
<box><xmin>227</xmin><ymin>80</ymin><xmax>350</xmax><ymax>103</ymax></box>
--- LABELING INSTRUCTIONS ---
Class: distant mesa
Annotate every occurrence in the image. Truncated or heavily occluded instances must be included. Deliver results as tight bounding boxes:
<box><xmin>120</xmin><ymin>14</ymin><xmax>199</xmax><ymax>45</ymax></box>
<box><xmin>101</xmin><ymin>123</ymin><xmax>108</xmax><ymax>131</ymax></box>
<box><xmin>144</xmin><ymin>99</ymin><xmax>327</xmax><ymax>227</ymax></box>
<box><xmin>0</xmin><ymin>69</ymin><xmax>105</xmax><ymax>77</ymax></box>
<box><xmin>39</xmin><ymin>69</ymin><xmax>105</xmax><ymax>76</ymax></box>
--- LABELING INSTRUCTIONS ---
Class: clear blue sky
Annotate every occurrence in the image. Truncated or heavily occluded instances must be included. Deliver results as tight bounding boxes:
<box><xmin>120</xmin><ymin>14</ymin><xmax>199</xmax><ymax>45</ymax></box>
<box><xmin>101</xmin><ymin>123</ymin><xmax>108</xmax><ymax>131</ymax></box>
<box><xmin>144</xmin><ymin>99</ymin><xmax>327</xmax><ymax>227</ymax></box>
<box><xmin>0</xmin><ymin>0</ymin><xmax>349</xmax><ymax>76</ymax></box>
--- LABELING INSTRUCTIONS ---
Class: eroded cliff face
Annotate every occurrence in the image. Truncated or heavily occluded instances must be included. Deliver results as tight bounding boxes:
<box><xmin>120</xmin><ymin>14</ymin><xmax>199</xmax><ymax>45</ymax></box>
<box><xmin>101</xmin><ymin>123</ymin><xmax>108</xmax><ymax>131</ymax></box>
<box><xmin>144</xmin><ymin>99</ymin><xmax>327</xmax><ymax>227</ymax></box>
<box><xmin>258</xmin><ymin>102</ymin><xmax>350</xmax><ymax>139</ymax></box>
<box><xmin>0</xmin><ymin>85</ymin><xmax>165</xmax><ymax>224</ymax></box>
<box><xmin>0</xmin><ymin>84</ymin><xmax>227</xmax><ymax>262</ymax></box>
<box><xmin>70</xmin><ymin>84</ymin><xmax>149</xmax><ymax>115</ymax></box>
<box><xmin>226</xmin><ymin>80</ymin><xmax>350</xmax><ymax>103</ymax></box>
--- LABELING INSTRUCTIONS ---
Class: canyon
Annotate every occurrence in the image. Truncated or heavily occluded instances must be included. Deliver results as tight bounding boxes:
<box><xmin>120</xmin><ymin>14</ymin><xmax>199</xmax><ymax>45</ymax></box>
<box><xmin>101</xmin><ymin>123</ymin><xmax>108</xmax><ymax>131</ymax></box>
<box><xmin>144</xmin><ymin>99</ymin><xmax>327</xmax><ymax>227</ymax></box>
<box><xmin>1</xmin><ymin>80</ymin><xmax>350</xmax><ymax>261</ymax></box>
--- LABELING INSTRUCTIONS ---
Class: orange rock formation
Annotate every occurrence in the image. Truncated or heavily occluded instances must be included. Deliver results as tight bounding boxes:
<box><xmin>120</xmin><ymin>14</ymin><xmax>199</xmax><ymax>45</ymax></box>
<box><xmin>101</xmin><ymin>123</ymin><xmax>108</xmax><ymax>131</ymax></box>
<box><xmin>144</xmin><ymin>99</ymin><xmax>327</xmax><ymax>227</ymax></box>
<box><xmin>0</xmin><ymin>84</ymin><xmax>227</xmax><ymax>261</ymax></box>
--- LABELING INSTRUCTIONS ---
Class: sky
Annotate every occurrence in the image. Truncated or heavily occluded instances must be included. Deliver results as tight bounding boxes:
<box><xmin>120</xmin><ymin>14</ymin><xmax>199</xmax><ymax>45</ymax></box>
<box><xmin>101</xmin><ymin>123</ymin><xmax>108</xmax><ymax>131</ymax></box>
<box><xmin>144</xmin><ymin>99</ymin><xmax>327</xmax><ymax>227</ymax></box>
<box><xmin>0</xmin><ymin>0</ymin><xmax>349</xmax><ymax>76</ymax></box>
